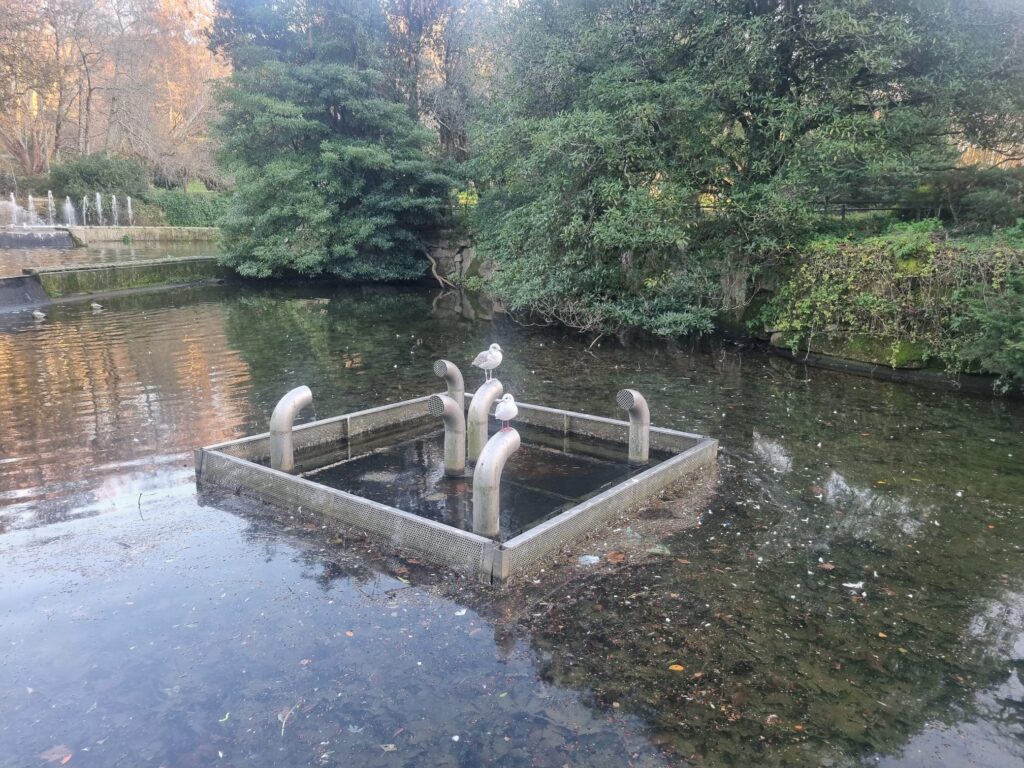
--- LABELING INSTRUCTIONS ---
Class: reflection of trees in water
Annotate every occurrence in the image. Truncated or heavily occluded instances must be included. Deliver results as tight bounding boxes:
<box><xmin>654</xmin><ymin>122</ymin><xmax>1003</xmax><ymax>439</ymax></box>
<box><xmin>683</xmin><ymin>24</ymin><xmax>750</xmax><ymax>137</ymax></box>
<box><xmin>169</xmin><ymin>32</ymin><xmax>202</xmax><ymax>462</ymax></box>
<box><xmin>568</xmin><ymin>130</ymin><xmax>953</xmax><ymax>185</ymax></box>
<box><xmin>221</xmin><ymin>287</ymin><xmax>451</xmax><ymax>415</ymax></box>
<box><xmin>0</xmin><ymin>286</ymin><xmax>253</xmax><ymax>523</ymax></box>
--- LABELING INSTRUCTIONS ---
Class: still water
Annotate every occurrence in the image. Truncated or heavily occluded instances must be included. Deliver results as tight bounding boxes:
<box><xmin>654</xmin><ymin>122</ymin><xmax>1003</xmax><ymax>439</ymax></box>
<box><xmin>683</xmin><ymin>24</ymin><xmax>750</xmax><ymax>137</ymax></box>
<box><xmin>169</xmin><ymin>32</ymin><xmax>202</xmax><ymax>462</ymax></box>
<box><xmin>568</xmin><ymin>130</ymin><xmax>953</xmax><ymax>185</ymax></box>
<box><xmin>0</xmin><ymin>281</ymin><xmax>1021</xmax><ymax>767</ymax></box>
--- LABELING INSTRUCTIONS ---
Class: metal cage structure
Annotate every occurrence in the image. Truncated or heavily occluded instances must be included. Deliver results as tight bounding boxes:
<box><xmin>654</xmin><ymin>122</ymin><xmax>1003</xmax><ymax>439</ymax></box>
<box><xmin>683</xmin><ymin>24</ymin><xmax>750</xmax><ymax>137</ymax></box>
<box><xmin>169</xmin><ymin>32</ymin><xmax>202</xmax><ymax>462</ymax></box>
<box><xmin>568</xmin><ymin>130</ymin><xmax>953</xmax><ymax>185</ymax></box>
<box><xmin>195</xmin><ymin>395</ymin><xmax>718</xmax><ymax>585</ymax></box>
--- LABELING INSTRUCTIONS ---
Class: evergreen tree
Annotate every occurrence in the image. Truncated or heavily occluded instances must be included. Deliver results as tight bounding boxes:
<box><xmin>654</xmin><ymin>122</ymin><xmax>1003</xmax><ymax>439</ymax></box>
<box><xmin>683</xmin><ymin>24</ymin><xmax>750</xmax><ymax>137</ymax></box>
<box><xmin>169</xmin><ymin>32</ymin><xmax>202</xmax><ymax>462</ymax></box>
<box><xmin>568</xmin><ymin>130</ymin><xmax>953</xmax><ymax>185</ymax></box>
<box><xmin>212</xmin><ymin>0</ymin><xmax>452</xmax><ymax>280</ymax></box>
<box><xmin>472</xmin><ymin>0</ymin><xmax>1024</xmax><ymax>335</ymax></box>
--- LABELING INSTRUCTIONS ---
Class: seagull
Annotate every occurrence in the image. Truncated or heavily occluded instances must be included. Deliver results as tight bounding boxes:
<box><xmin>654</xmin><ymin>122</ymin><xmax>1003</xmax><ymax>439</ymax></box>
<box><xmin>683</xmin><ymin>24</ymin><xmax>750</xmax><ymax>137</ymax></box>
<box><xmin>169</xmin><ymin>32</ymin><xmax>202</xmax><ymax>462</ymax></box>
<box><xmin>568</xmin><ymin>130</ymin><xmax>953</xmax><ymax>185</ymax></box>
<box><xmin>90</xmin><ymin>302</ymin><xmax>103</xmax><ymax>311</ymax></box>
<box><xmin>495</xmin><ymin>393</ymin><xmax>518</xmax><ymax>430</ymax></box>
<box><xmin>31</xmin><ymin>310</ymin><xmax>46</xmax><ymax>321</ymax></box>
<box><xmin>471</xmin><ymin>343</ymin><xmax>502</xmax><ymax>381</ymax></box>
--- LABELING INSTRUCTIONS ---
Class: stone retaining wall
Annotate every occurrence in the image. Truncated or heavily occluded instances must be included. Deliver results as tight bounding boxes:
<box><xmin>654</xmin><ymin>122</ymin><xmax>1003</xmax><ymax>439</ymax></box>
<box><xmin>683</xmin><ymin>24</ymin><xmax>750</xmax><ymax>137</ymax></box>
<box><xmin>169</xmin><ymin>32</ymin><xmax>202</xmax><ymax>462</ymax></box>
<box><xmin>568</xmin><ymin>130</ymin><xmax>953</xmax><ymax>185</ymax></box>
<box><xmin>27</xmin><ymin>257</ymin><xmax>227</xmax><ymax>297</ymax></box>
<box><xmin>67</xmin><ymin>226</ymin><xmax>221</xmax><ymax>246</ymax></box>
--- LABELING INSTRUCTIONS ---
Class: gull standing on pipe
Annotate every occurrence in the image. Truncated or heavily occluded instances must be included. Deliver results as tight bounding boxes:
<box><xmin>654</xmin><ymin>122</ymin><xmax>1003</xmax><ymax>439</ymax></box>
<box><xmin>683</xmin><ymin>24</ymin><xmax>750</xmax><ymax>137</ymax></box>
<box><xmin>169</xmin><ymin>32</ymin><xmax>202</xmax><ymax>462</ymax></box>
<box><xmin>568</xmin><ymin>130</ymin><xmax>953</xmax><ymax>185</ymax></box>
<box><xmin>495</xmin><ymin>393</ymin><xmax>518</xmax><ymax>431</ymax></box>
<box><xmin>31</xmin><ymin>310</ymin><xmax>46</xmax><ymax>321</ymax></box>
<box><xmin>471</xmin><ymin>343</ymin><xmax>503</xmax><ymax>381</ymax></box>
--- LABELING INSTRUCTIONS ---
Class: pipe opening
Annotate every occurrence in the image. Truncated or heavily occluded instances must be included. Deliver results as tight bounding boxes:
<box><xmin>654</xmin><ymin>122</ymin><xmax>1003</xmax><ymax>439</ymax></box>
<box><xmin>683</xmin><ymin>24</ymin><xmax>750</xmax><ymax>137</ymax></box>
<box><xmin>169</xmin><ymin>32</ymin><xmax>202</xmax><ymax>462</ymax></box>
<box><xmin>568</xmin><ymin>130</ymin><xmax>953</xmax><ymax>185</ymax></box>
<box><xmin>616</xmin><ymin>387</ymin><xmax>650</xmax><ymax>465</ymax></box>
<box><xmin>427</xmin><ymin>393</ymin><xmax>466</xmax><ymax>476</ymax></box>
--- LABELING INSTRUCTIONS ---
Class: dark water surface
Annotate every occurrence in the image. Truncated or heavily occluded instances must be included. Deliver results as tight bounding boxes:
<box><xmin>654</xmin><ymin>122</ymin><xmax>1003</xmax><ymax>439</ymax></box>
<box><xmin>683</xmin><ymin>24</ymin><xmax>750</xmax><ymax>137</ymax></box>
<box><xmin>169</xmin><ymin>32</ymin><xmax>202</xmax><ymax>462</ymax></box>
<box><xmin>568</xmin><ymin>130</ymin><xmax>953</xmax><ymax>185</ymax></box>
<box><xmin>304</xmin><ymin>425</ymin><xmax>665</xmax><ymax>539</ymax></box>
<box><xmin>1</xmin><ymin>283</ymin><xmax>1021</xmax><ymax>767</ymax></box>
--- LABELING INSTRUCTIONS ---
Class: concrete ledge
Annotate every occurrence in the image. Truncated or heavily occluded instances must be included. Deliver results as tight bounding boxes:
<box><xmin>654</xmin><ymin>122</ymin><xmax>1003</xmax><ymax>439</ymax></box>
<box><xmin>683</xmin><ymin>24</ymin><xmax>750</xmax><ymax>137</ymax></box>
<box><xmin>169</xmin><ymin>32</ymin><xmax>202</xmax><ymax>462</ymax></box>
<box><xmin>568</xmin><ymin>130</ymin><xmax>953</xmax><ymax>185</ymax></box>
<box><xmin>25</xmin><ymin>256</ymin><xmax>228</xmax><ymax>297</ymax></box>
<box><xmin>67</xmin><ymin>226</ymin><xmax>221</xmax><ymax>246</ymax></box>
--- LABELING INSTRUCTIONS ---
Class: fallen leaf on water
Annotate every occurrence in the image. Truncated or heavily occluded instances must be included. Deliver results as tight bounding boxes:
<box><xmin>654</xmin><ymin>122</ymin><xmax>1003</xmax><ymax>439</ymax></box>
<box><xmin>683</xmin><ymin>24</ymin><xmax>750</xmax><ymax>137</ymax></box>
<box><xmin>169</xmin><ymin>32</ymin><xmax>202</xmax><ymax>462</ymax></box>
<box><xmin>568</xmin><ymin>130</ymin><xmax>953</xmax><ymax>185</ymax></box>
<box><xmin>878</xmin><ymin>632</ymin><xmax>888</xmax><ymax>638</ymax></box>
<box><xmin>794</xmin><ymin>724</ymin><xmax>805</xmax><ymax>732</ymax></box>
<box><xmin>380</xmin><ymin>744</ymin><xmax>398</xmax><ymax>752</ymax></box>
<box><xmin>676</xmin><ymin>558</ymin><xmax>691</xmax><ymax>565</ymax></box>
<box><xmin>817</xmin><ymin>562</ymin><xmax>836</xmax><ymax>571</ymax></box>
<box><xmin>345</xmin><ymin>630</ymin><xmax>354</xmax><ymax>637</ymax></box>
<box><xmin>299</xmin><ymin>659</ymin><xmax>312</xmax><ymax>666</ymax></box>
<box><xmin>693</xmin><ymin>671</ymin><xmax>704</xmax><ymax>679</ymax></box>
<box><xmin>607</xmin><ymin>551</ymin><xmax>626</xmax><ymax>565</ymax></box>
<box><xmin>38</xmin><ymin>746</ymin><xmax>72</xmax><ymax>764</ymax></box>
<box><xmin>668</xmin><ymin>664</ymin><xmax>686</xmax><ymax>672</ymax></box>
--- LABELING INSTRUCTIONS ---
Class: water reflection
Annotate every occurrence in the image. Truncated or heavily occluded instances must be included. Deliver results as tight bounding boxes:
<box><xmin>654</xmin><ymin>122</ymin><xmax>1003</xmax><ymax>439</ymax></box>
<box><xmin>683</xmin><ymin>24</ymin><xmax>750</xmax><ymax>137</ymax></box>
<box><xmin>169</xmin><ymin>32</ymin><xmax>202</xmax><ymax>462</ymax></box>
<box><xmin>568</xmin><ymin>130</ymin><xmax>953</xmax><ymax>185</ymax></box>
<box><xmin>0</xmin><ymin>282</ymin><xmax>1021</xmax><ymax>766</ymax></box>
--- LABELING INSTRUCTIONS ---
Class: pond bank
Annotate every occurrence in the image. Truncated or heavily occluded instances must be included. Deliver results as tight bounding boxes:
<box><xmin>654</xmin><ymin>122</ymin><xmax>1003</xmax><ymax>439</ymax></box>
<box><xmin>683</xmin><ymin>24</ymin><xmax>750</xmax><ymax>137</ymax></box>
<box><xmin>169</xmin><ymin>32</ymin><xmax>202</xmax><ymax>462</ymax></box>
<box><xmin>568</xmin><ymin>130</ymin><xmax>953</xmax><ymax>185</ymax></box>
<box><xmin>0</xmin><ymin>241</ymin><xmax>229</xmax><ymax>310</ymax></box>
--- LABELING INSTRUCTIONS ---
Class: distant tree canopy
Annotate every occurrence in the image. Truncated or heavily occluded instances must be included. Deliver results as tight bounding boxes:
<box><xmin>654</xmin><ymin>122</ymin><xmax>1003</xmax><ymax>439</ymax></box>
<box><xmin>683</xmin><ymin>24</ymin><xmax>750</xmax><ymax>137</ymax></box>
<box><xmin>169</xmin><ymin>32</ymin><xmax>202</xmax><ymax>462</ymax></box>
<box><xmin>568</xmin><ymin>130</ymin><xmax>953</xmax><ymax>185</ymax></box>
<box><xmin>211</xmin><ymin>0</ymin><xmax>454</xmax><ymax>280</ymax></box>
<box><xmin>0</xmin><ymin>0</ymin><xmax>226</xmax><ymax>183</ymax></box>
<box><xmin>471</xmin><ymin>0</ymin><xmax>1024</xmax><ymax>335</ymax></box>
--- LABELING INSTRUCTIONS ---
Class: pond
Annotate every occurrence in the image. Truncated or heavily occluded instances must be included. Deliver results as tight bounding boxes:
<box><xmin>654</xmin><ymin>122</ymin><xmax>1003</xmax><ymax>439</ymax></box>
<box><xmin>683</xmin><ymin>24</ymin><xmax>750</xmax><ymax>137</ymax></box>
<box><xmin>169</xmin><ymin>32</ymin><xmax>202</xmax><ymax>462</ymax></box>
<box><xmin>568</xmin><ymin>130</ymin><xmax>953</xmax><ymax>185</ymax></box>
<box><xmin>0</xmin><ymin>279</ymin><xmax>1021</xmax><ymax>767</ymax></box>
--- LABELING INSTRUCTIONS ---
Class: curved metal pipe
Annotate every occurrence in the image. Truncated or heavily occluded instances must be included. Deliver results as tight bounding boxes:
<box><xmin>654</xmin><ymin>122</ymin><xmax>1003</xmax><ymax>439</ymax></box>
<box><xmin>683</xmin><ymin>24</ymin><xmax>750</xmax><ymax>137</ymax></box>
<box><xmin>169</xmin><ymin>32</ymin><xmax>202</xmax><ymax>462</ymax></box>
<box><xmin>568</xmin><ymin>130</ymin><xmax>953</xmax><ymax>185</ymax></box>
<box><xmin>433</xmin><ymin>359</ymin><xmax>464</xmax><ymax>408</ymax></box>
<box><xmin>270</xmin><ymin>385</ymin><xmax>313</xmax><ymax>472</ymax></box>
<box><xmin>472</xmin><ymin>427</ymin><xmax>520</xmax><ymax>538</ymax></box>
<box><xmin>616</xmin><ymin>388</ymin><xmax>650</xmax><ymax>465</ymax></box>
<box><xmin>467</xmin><ymin>378</ymin><xmax>504</xmax><ymax>464</ymax></box>
<box><xmin>427</xmin><ymin>393</ymin><xmax>466</xmax><ymax>476</ymax></box>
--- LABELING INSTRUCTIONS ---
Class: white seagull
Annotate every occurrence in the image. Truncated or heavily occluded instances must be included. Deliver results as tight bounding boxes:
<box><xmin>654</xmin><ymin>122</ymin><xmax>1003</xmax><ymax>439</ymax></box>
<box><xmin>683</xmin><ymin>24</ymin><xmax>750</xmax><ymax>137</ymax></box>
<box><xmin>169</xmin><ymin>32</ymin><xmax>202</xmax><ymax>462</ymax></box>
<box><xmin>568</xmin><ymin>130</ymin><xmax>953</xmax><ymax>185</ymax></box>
<box><xmin>90</xmin><ymin>302</ymin><xmax>103</xmax><ymax>311</ymax></box>
<box><xmin>495</xmin><ymin>393</ymin><xmax>518</xmax><ymax>430</ymax></box>
<box><xmin>471</xmin><ymin>343</ymin><xmax>503</xmax><ymax>381</ymax></box>
<box><xmin>31</xmin><ymin>310</ymin><xmax>46</xmax><ymax>321</ymax></box>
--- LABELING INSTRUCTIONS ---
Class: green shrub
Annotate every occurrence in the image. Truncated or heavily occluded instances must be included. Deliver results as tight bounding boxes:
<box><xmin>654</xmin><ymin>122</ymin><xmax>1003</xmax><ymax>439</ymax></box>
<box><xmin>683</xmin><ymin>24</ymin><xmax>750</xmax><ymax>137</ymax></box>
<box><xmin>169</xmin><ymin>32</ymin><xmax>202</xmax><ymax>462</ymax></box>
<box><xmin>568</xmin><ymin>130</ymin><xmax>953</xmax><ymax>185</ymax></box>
<box><xmin>911</xmin><ymin>167</ymin><xmax>1024</xmax><ymax>229</ymax></box>
<box><xmin>149</xmin><ymin>189</ymin><xmax>228</xmax><ymax>227</ymax></box>
<box><xmin>959</xmin><ymin>189</ymin><xmax>1023</xmax><ymax>229</ymax></box>
<box><xmin>127</xmin><ymin>201</ymin><xmax>167</xmax><ymax>226</ymax></box>
<box><xmin>762</xmin><ymin>221</ymin><xmax>1024</xmax><ymax>388</ymax></box>
<box><xmin>959</xmin><ymin>274</ymin><xmax>1024</xmax><ymax>392</ymax></box>
<box><xmin>49</xmin><ymin>154</ymin><xmax>149</xmax><ymax>200</ymax></box>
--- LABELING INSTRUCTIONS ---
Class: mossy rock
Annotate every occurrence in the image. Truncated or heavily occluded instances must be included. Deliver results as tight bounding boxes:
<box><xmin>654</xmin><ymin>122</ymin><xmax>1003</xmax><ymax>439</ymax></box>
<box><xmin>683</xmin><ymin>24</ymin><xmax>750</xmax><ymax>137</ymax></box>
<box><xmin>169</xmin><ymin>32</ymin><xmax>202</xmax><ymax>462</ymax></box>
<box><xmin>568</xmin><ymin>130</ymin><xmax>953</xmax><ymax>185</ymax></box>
<box><xmin>771</xmin><ymin>332</ymin><xmax>928</xmax><ymax>369</ymax></box>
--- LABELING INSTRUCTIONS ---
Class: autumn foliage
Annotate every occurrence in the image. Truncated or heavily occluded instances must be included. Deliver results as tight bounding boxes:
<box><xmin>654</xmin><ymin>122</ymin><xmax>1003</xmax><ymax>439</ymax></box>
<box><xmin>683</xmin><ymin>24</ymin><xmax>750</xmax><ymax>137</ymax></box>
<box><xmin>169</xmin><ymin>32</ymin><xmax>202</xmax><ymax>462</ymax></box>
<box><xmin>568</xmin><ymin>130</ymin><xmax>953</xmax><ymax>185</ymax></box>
<box><xmin>0</xmin><ymin>0</ymin><xmax>227</xmax><ymax>183</ymax></box>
